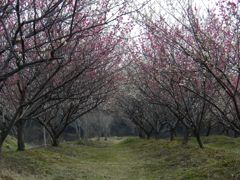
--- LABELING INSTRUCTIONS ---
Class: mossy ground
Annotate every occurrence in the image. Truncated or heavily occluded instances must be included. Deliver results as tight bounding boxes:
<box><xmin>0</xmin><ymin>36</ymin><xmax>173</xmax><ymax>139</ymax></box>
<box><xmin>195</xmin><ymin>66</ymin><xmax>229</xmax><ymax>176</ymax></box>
<box><xmin>1</xmin><ymin>136</ymin><xmax>240</xmax><ymax>179</ymax></box>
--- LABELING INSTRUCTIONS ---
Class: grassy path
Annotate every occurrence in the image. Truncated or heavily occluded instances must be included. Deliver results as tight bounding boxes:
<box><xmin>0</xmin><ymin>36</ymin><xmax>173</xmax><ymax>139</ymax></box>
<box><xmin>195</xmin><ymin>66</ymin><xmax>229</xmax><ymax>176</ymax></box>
<box><xmin>1</xmin><ymin>136</ymin><xmax>240</xmax><ymax>179</ymax></box>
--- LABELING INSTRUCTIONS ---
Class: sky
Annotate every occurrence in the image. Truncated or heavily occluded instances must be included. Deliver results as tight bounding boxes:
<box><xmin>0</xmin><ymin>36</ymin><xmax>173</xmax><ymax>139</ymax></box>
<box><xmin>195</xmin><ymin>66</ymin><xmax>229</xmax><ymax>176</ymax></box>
<box><xmin>127</xmin><ymin>0</ymin><xmax>218</xmax><ymax>39</ymax></box>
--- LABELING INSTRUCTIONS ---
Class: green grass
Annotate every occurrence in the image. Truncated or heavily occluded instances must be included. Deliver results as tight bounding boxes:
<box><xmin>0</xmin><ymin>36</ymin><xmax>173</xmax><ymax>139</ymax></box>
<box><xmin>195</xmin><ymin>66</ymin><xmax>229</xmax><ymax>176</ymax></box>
<box><xmin>1</xmin><ymin>136</ymin><xmax>240</xmax><ymax>179</ymax></box>
<box><xmin>2</xmin><ymin>136</ymin><xmax>18</xmax><ymax>152</ymax></box>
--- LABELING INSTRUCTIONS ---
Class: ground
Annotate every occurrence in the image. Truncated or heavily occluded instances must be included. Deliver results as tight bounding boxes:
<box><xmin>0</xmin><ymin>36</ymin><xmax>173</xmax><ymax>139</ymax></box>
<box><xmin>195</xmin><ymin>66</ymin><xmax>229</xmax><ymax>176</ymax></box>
<box><xmin>1</xmin><ymin>136</ymin><xmax>240</xmax><ymax>179</ymax></box>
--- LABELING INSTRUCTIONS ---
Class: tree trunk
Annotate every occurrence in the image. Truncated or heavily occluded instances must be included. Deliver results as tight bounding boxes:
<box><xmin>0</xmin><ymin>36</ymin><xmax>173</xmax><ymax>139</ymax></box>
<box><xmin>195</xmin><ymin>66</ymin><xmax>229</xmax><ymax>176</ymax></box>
<box><xmin>155</xmin><ymin>130</ymin><xmax>160</xmax><ymax>139</ymax></box>
<box><xmin>147</xmin><ymin>133</ymin><xmax>151</xmax><ymax>139</ymax></box>
<box><xmin>52</xmin><ymin>137</ymin><xmax>59</xmax><ymax>147</ymax></box>
<box><xmin>170</xmin><ymin>132</ymin><xmax>174</xmax><ymax>141</ymax></box>
<box><xmin>182</xmin><ymin>127</ymin><xmax>189</xmax><ymax>145</ymax></box>
<box><xmin>0</xmin><ymin>111</ymin><xmax>9</xmax><ymax>153</ymax></box>
<box><xmin>170</xmin><ymin>128</ymin><xmax>175</xmax><ymax>141</ymax></box>
<box><xmin>0</xmin><ymin>136</ymin><xmax>3</xmax><ymax>154</ymax></box>
<box><xmin>146</xmin><ymin>127</ymin><xmax>154</xmax><ymax>140</ymax></box>
<box><xmin>74</xmin><ymin>121</ymin><xmax>81</xmax><ymax>140</ymax></box>
<box><xmin>16</xmin><ymin>119</ymin><xmax>26</xmax><ymax>151</ymax></box>
<box><xmin>0</xmin><ymin>130</ymin><xmax>9</xmax><ymax>153</ymax></box>
<box><xmin>206</xmin><ymin>125</ymin><xmax>211</xmax><ymax>136</ymax></box>
<box><xmin>104</xmin><ymin>131</ymin><xmax>108</xmax><ymax>141</ymax></box>
<box><xmin>195</xmin><ymin>133</ymin><xmax>204</xmax><ymax>149</ymax></box>
<box><xmin>234</xmin><ymin>130</ymin><xmax>239</xmax><ymax>138</ymax></box>
<box><xmin>225</xmin><ymin>129</ymin><xmax>229</xmax><ymax>136</ymax></box>
<box><xmin>139</xmin><ymin>130</ymin><xmax>144</xmax><ymax>138</ymax></box>
<box><xmin>43</xmin><ymin>127</ymin><xmax>47</xmax><ymax>147</ymax></box>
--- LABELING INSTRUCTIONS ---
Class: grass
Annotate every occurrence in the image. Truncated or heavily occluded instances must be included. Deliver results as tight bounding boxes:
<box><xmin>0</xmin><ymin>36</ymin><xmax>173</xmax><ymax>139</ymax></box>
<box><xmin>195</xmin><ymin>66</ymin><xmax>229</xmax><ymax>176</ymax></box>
<box><xmin>1</xmin><ymin>136</ymin><xmax>240</xmax><ymax>179</ymax></box>
<box><xmin>2</xmin><ymin>136</ymin><xmax>18</xmax><ymax>152</ymax></box>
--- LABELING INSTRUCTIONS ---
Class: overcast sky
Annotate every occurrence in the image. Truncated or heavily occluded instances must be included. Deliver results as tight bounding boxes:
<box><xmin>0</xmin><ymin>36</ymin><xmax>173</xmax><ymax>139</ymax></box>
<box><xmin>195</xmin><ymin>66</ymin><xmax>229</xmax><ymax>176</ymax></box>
<box><xmin>128</xmin><ymin>0</ymin><xmax>218</xmax><ymax>37</ymax></box>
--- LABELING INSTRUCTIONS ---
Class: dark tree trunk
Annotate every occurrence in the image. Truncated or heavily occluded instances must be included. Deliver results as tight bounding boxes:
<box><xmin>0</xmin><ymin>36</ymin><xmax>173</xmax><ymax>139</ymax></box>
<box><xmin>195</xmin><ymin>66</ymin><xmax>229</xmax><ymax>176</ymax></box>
<box><xmin>52</xmin><ymin>137</ymin><xmax>60</xmax><ymax>147</ymax></box>
<box><xmin>147</xmin><ymin>133</ymin><xmax>151</xmax><ymax>139</ymax></box>
<box><xmin>0</xmin><ymin>125</ymin><xmax>11</xmax><ymax>153</ymax></box>
<box><xmin>182</xmin><ymin>127</ymin><xmax>189</xmax><ymax>145</ymax></box>
<box><xmin>74</xmin><ymin>122</ymin><xmax>81</xmax><ymax>140</ymax></box>
<box><xmin>154</xmin><ymin>131</ymin><xmax>160</xmax><ymax>139</ymax></box>
<box><xmin>146</xmin><ymin>127</ymin><xmax>154</xmax><ymax>140</ymax></box>
<box><xmin>0</xmin><ymin>136</ymin><xmax>3</xmax><ymax>153</ymax></box>
<box><xmin>139</xmin><ymin>130</ymin><xmax>144</xmax><ymax>138</ymax></box>
<box><xmin>206</xmin><ymin>125</ymin><xmax>211</xmax><ymax>136</ymax></box>
<box><xmin>170</xmin><ymin>128</ymin><xmax>175</xmax><ymax>141</ymax></box>
<box><xmin>16</xmin><ymin>119</ymin><xmax>26</xmax><ymax>151</ymax></box>
<box><xmin>43</xmin><ymin>127</ymin><xmax>47</xmax><ymax>147</ymax></box>
<box><xmin>225</xmin><ymin>129</ymin><xmax>229</xmax><ymax>136</ymax></box>
<box><xmin>104</xmin><ymin>133</ymin><xmax>108</xmax><ymax>141</ymax></box>
<box><xmin>170</xmin><ymin>132</ymin><xmax>174</xmax><ymax>141</ymax></box>
<box><xmin>0</xmin><ymin>109</ymin><xmax>24</xmax><ymax>153</ymax></box>
<box><xmin>234</xmin><ymin>131</ymin><xmax>239</xmax><ymax>138</ymax></box>
<box><xmin>196</xmin><ymin>135</ymin><xmax>204</xmax><ymax>148</ymax></box>
<box><xmin>0</xmin><ymin>131</ymin><xmax>11</xmax><ymax>153</ymax></box>
<box><xmin>194</xmin><ymin>131</ymin><xmax>204</xmax><ymax>149</ymax></box>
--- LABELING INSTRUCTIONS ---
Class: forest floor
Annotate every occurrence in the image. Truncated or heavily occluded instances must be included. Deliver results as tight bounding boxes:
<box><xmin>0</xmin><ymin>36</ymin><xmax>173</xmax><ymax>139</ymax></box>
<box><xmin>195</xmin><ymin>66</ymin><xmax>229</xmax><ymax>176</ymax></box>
<box><xmin>1</xmin><ymin>136</ymin><xmax>240</xmax><ymax>179</ymax></box>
